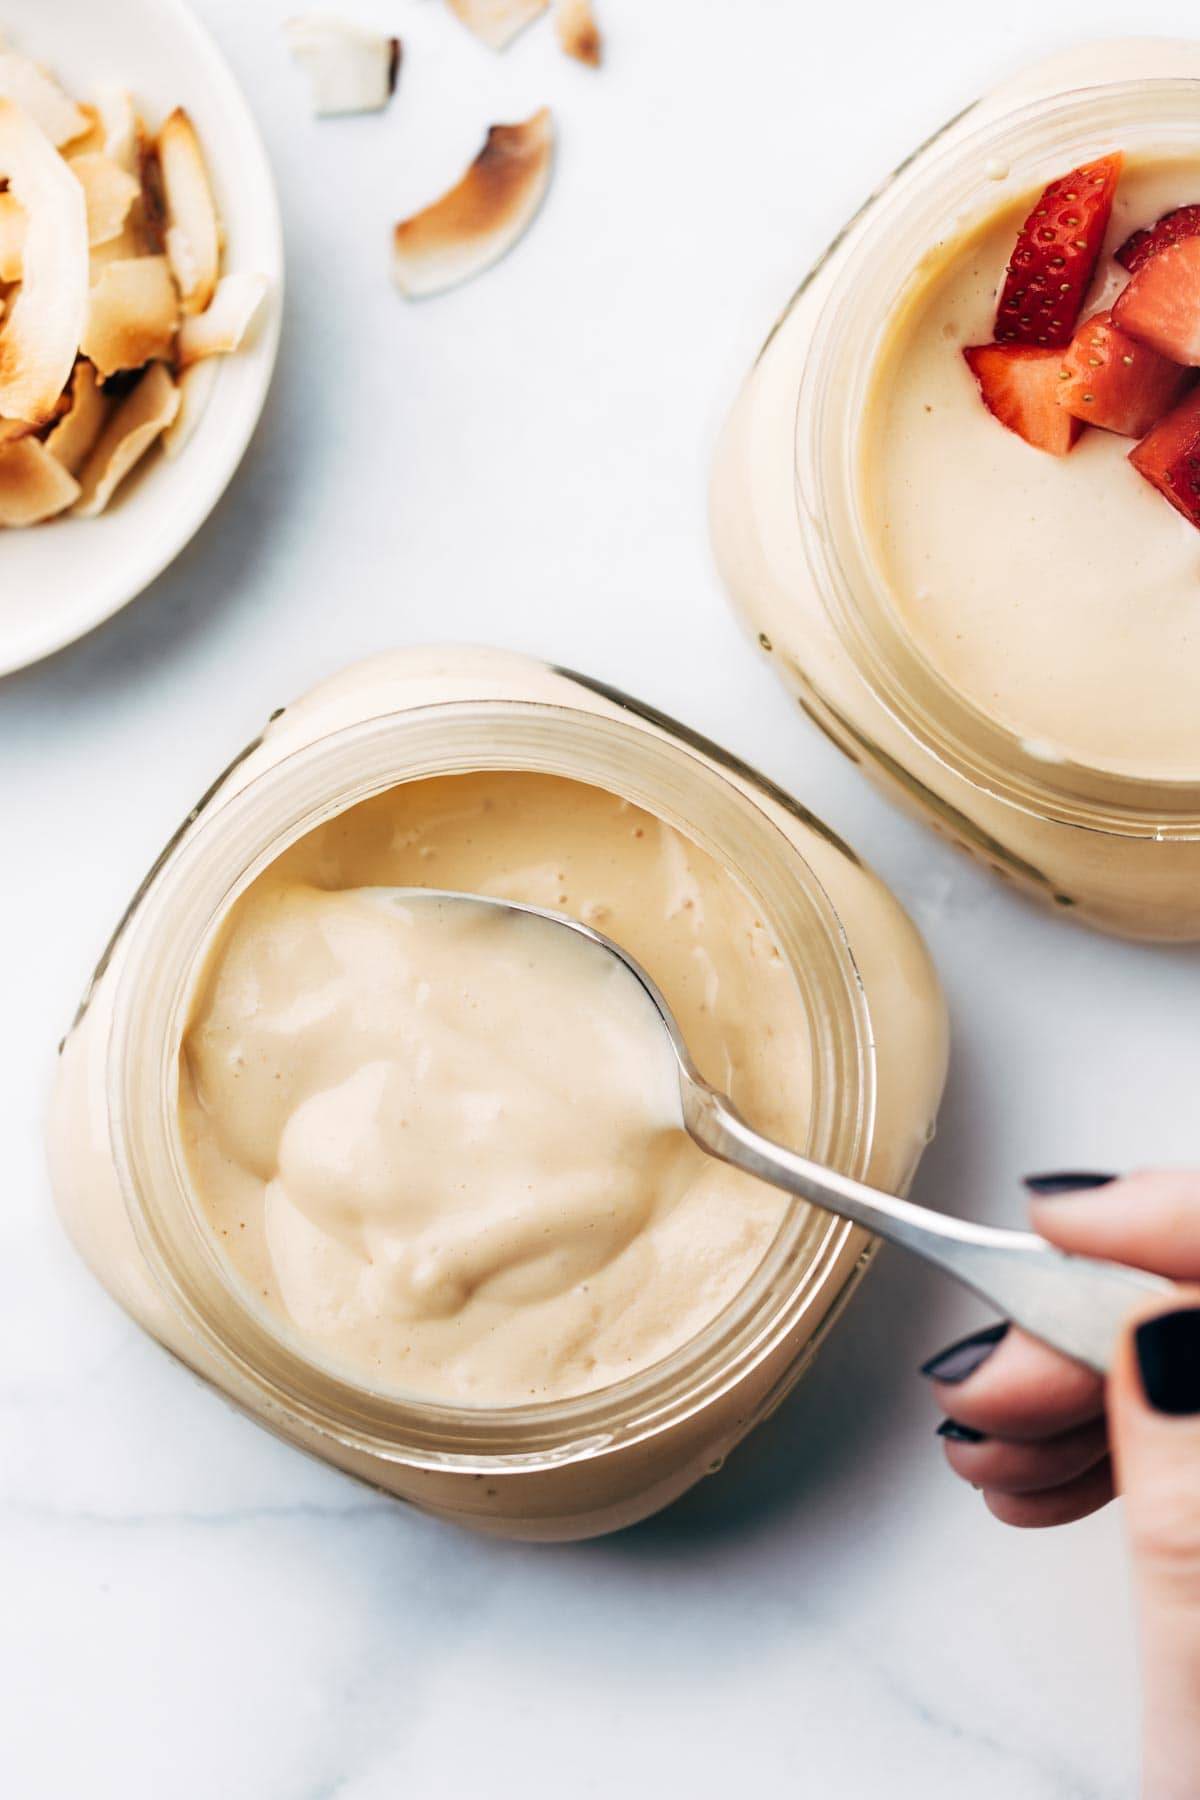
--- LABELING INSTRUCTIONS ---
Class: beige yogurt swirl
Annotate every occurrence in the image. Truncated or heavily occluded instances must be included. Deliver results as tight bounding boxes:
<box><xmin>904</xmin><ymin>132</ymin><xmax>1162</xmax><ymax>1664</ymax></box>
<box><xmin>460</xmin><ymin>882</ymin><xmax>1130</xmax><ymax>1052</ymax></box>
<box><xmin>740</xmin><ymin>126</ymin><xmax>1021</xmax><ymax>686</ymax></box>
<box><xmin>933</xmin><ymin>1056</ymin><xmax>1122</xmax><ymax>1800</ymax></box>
<box><xmin>180</xmin><ymin>770</ymin><xmax>811</xmax><ymax>1405</ymax></box>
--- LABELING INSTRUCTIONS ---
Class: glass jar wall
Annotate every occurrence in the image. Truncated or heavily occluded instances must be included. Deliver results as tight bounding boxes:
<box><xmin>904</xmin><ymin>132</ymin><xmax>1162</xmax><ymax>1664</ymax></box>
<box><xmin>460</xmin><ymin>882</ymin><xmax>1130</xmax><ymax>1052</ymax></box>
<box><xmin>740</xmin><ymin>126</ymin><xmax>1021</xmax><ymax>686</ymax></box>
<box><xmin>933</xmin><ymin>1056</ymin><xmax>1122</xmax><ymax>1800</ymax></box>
<box><xmin>47</xmin><ymin>647</ymin><xmax>946</xmax><ymax>1539</ymax></box>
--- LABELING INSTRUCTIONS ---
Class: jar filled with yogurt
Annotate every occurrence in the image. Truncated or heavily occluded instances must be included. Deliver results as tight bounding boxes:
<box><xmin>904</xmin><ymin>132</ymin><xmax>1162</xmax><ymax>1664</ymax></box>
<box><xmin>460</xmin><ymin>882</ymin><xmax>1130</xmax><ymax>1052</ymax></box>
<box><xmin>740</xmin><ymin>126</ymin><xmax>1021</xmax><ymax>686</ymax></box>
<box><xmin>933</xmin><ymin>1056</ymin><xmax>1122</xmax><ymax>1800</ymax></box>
<box><xmin>48</xmin><ymin>647</ymin><xmax>946</xmax><ymax>1539</ymax></box>
<box><xmin>712</xmin><ymin>41</ymin><xmax>1200</xmax><ymax>939</ymax></box>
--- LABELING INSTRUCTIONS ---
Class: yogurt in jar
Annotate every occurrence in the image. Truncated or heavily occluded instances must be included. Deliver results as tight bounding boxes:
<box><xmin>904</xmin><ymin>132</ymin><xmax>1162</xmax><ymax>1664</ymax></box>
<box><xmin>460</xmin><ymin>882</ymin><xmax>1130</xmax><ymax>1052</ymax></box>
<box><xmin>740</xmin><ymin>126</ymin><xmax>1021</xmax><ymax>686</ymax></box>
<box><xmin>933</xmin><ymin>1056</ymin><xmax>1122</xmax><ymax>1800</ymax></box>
<box><xmin>180</xmin><ymin>772</ymin><xmax>806</xmax><ymax>1406</ymax></box>
<box><xmin>711</xmin><ymin>42</ymin><xmax>1200</xmax><ymax>938</ymax></box>
<box><xmin>47</xmin><ymin>647</ymin><xmax>946</xmax><ymax>1536</ymax></box>
<box><xmin>866</xmin><ymin>153</ymin><xmax>1200</xmax><ymax>781</ymax></box>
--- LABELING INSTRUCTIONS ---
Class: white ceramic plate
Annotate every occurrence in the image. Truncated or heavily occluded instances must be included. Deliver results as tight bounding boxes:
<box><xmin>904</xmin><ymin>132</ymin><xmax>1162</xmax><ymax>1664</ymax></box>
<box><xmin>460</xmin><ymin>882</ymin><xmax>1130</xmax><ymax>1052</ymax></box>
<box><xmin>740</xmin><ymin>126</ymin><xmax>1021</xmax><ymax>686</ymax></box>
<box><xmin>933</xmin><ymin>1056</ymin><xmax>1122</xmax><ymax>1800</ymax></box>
<box><xmin>0</xmin><ymin>0</ymin><xmax>283</xmax><ymax>675</ymax></box>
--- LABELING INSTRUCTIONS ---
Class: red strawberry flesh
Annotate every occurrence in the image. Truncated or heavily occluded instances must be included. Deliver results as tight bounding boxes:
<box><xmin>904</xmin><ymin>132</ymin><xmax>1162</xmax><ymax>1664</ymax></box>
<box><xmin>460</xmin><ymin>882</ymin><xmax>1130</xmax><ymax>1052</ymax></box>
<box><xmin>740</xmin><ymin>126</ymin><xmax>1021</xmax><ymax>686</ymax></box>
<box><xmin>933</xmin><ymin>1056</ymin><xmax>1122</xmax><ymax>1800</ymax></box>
<box><xmin>1117</xmin><ymin>204</ymin><xmax>1200</xmax><ymax>274</ymax></box>
<box><xmin>963</xmin><ymin>343</ymin><xmax>1081</xmax><ymax>455</ymax></box>
<box><xmin>995</xmin><ymin>153</ymin><xmax>1122</xmax><ymax>348</ymax></box>
<box><xmin>1112</xmin><ymin>236</ymin><xmax>1200</xmax><ymax>366</ymax></box>
<box><xmin>1129</xmin><ymin>384</ymin><xmax>1200</xmax><ymax>528</ymax></box>
<box><xmin>1057</xmin><ymin>309</ymin><xmax>1192</xmax><ymax>437</ymax></box>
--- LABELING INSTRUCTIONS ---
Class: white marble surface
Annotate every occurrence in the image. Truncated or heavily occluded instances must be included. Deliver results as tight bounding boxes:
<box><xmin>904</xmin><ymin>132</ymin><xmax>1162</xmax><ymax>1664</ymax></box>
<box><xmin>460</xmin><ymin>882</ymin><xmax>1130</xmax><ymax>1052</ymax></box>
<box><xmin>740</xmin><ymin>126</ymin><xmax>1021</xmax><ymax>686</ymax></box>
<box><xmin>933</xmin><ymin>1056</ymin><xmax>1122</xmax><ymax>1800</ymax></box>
<box><xmin>4</xmin><ymin>2</ymin><xmax>1198</xmax><ymax>1794</ymax></box>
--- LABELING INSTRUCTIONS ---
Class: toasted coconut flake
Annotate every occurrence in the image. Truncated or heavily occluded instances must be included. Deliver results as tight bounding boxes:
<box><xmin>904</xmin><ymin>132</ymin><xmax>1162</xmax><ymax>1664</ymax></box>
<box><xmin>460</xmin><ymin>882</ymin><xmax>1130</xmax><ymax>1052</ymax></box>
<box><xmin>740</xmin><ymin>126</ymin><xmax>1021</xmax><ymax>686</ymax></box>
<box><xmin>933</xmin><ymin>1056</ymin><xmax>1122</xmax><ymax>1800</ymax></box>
<box><xmin>0</xmin><ymin>100</ymin><xmax>89</xmax><ymax>424</ymax></box>
<box><xmin>157</xmin><ymin>109</ymin><xmax>219</xmax><ymax>315</ymax></box>
<box><xmin>95</xmin><ymin>87</ymin><xmax>137</xmax><ymax>173</ymax></box>
<box><xmin>89</xmin><ymin>220</ymin><xmax>145</xmax><ymax>278</ymax></box>
<box><xmin>73</xmin><ymin>360</ymin><xmax>178</xmax><ymax>516</ymax></box>
<box><xmin>284</xmin><ymin>15</ymin><xmax>400</xmax><ymax>115</ymax></box>
<box><xmin>81</xmin><ymin>255</ymin><xmax>179</xmax><ymax>377</ymax></box>
<box><xmin>445</xmin><ymin>0</ymin><xmax>548</xmax><ymax>51</ymax></box>
<box><xmin>0</xmin><ymin>189</ymin><xmax>24</xmax><ymax>281</ymax></box>
<box><xmin>0</xmin><ymin>435</ymin><xmax>80</xmax><ymax>524</ymax></box>
<box><xmin>176</xmin><ymin>271</ymin><xmax>267</xmax><ymax>369</ymax></box>
<box><xmin>61</xmin><ymin>101</ymin><xmax>102</xmax><ymax>157</ymax></box>
<box><xmin>0</xmin><ymin>50</ymin><xmax>90</xmax><ymax>147</ymax></box>
<box><xmin>44</xmin><ymin>358</ymin><xmax>109</xmax><ymax>474</ymax></box>
<box><xmin>70</xmin><ymin>152</ymin><xmax>140</xmax><ymax>246</ymax></box>
<box><xmin>554</xmin><ymin>0</ymin><xmax>602</xmax><ymax>65</ymax></box>
<box><xmin>162</xmin><ymin>355</ymin><xmax>217</xmax><ymax>459</ymax></box>
<box><xmin>392</xmin><ymin>108</ymin><xmax>554</xmax><ymax>298</ymax></box>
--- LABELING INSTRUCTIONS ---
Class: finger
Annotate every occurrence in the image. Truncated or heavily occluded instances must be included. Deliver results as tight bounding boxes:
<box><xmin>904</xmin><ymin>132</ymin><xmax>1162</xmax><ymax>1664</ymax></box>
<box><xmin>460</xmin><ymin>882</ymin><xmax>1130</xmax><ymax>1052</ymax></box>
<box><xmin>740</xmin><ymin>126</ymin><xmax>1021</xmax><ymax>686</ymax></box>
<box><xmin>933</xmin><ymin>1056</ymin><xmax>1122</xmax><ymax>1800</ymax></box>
<box><xmin>923</xmin><ymin>1322</ymin><xmax>1104</xmax><ymax>1439</ymax></box>
<box><xmin>1030</xmin><ymin>1169</ymin><xmax>1200</xmax><ymax>1280</ymax></box>
<box><xmin>939</xmin><ymin>1417</ymin><xmax>1109</xmax><ymax>1495</ymax></box>
<box><xmin>1108</xmin><ymin>1298</ymin><xmax>1200</xmax><ymax>1793</ymax></box>
<box><xmin>982</xmin><ymin>1459</ymin><xmax>1114</xmax><ymax>1530</ymax></box>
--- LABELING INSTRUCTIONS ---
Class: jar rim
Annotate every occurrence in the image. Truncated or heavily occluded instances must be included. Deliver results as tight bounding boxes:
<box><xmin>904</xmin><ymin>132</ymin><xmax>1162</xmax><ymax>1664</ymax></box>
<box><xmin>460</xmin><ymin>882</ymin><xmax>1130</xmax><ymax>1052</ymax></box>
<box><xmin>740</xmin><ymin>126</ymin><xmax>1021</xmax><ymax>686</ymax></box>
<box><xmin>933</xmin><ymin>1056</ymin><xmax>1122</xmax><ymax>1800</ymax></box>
<box><xmin>105</xmin><ymin>685</ymin><xmax>879</xmax><ymax>1473</ymax></box>
<box><xmin>797</xmin><ymin>76</ymin><xmax>1200</xmax><ymax>834</ymax></box>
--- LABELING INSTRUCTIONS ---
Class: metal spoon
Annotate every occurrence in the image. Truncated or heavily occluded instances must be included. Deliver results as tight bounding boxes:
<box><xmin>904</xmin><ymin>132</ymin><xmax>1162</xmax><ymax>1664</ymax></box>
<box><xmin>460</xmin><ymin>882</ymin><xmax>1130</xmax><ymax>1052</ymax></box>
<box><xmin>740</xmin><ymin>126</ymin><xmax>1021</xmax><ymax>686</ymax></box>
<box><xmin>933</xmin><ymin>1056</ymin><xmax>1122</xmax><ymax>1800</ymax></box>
<box><xmin>368</xmin><ymin>887</ymin><xmax>1172</xmax><ymax>1375</ymax></box>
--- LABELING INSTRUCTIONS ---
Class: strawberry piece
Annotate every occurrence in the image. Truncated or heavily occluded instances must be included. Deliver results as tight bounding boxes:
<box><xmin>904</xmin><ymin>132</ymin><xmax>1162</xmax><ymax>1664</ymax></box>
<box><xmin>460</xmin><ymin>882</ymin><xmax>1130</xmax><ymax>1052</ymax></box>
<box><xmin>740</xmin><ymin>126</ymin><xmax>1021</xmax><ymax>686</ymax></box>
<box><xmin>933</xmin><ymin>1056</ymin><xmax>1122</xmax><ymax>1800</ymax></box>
<box><xmin>963</xmin><ymin>343</ymin><xmax>1081</xmax><ymax>455</ymax></box>
<box><xmin>1129</xmin><ymin>384</ymin><xmax>1200</xmax><ymax>527</ymax></box>
<box><xmin>1057</xmin><ymin>309</ymin><xmax>1192</xmax><ymax>437</ymax></box>
<box><xmin>995</xmin><ymin>153</ymin><xmax>1122</xmax><ymax>348</ymax></box>
<box><xmin>1113</xmin><ymin>237</ymin><xmax>1200</xmax><ymax>365</ymax></box>
<box><xmin>1117</xmin><ymin>204</ymin><xmax>1200</xmax><ymax>274</ymax></box>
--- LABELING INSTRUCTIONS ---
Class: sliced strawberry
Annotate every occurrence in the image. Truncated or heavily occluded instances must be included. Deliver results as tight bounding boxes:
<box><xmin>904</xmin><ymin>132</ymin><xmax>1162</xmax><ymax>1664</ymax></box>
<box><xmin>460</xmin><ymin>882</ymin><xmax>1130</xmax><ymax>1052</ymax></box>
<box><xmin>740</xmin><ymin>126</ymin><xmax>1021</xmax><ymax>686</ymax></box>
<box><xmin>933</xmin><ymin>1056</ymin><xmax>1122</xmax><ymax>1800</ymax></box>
<box><xmin>1129</xmin><ymin>384</ymin><xmax>1200</xmax><ymax>527</ymax></box>
<box><xmin>1057</xmin><ymin>309</ymin><xmax>1192</xmax><ymax>437</ymax></box>
<box><xmin>995</xmin><ymin>153</ymin><xmax>1122</xmax><ymax>349</ymax></box>
<box><xmin>1113</xmin><ymin>237</ymin><xmax>1200</xmax><ymax>365</ymax></box>
<box><xmin>963</xmin><ymin>343</ymin><xmax>1082</xmax><ymax>455</ymax></box>
<box><xmin>1117</xmin><ymin>204</ymin><xmax>1200</xmax><ymax>274</ymax></box>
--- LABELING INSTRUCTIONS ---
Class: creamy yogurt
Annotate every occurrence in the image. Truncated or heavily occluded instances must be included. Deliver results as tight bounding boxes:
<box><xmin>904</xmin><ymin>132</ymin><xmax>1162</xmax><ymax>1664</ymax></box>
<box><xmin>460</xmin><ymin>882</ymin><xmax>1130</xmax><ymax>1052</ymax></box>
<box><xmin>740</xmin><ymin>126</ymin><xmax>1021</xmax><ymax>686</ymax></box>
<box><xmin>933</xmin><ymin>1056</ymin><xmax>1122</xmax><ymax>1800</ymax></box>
<box><xmin>864</xmin><ymin>154</ymin><xmax>1200</xmax><ymax>781</ymax></box>
<box><xmin>180</xmin><ymin>772</ymin><xmax>806</xmax><ymax>1405</ymax></box>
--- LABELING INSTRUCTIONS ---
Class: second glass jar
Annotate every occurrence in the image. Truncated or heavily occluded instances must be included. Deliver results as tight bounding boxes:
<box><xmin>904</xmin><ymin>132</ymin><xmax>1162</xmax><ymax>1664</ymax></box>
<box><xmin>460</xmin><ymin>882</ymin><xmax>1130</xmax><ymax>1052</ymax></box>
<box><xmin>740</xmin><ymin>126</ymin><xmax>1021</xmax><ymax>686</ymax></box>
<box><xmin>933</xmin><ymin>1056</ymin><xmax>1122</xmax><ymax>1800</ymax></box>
<box><xmin>712</xmin><ymin>43</ymin><xmax>1200</xmax><ymax>940</ymax></box>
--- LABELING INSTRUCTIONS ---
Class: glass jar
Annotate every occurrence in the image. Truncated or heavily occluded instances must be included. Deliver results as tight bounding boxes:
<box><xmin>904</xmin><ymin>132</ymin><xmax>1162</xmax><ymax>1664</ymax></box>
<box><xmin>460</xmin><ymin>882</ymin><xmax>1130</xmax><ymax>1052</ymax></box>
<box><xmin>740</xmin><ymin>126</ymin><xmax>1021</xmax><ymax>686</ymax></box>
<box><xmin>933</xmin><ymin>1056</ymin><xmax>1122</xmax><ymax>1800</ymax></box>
<box><xmin>47</xmin><ymin>647</ymin><xmax>946</xmax><ymax>1539</ymax></box>
<box><xmin>712</xmin><ymin>40</ymin><xmax>1200</xmax><ymax>940</ymax></box>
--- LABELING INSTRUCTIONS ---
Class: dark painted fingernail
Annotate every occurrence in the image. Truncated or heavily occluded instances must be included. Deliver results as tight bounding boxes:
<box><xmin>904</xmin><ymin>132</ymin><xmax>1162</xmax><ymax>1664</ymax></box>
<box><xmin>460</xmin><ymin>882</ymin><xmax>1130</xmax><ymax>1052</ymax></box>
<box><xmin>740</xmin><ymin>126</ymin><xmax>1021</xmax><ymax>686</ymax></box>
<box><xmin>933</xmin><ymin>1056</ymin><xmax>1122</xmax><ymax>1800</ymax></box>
<box><xmin>1135</xmin><ymin>1309</ymin><xmax>1200</xmax><ymax>1416</ymax></box>
<box><xmin>920</xmin><ymin>1321</ymin><xmax>1009</xmax><ymax>1383</ymax></box>
<box><xmin>1023</xmin><ymin>1171</ymin><xmax>1117</xmax><ymax>1196</ymax></box>
<box><xmin>937</xmin><ymin>1418</ymin><xmax>987</xmax><ymax>1444</ymax></box>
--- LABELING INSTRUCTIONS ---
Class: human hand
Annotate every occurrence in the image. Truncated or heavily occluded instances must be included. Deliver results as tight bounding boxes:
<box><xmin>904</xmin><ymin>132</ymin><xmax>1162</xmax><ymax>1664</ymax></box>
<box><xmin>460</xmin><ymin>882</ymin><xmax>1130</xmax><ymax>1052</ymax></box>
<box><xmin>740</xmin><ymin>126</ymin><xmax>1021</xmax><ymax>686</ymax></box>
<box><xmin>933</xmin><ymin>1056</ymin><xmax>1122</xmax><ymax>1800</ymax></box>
<box><xmin>921</xmin><ymin>1171</ymin><xmax>1200</xmax><ymax>1800</ymax></box>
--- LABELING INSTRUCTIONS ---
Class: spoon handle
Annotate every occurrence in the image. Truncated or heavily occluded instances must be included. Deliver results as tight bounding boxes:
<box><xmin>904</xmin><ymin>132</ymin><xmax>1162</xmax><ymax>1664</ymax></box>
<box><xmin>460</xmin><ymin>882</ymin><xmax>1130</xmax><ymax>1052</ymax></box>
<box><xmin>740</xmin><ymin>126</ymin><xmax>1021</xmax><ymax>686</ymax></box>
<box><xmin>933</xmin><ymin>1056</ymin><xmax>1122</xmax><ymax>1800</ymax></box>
<box><xmin>685</xmin><ymin>1085</ymin><xmax>1172</xmax><ymax>1374</ymax></box>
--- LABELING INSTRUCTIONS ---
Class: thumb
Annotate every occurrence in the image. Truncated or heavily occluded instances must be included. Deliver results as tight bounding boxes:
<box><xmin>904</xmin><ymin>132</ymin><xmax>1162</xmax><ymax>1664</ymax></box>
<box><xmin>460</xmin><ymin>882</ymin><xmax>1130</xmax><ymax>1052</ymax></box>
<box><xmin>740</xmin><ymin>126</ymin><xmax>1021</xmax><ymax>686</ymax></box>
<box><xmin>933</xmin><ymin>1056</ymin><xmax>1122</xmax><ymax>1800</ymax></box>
<box><xmin>1109</xmin><ymin>1300</ymin><xmax>1200</xmax><ymax>1800</ymax></box>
